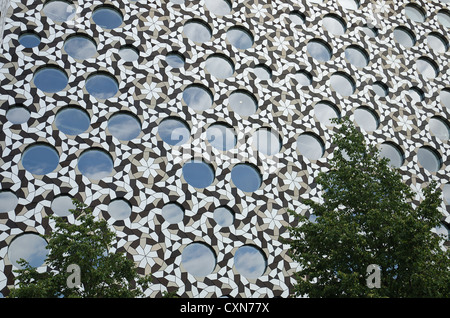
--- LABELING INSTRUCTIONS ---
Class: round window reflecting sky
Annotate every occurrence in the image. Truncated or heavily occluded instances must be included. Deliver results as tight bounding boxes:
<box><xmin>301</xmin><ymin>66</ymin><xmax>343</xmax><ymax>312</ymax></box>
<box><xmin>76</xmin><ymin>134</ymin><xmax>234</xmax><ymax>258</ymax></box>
<box><xmin>64</xmin><ymin>35</ymin><xmax>97</xmax><ymax>60</ymax></box>
<box><xmin>6</xmin><ymin>106</ymin><xmax>30</xmax><ymax>125</ymax></box>
<box><xmin>296</xmin><ymin>133</ymin><xmax>325</xmax><ymax>160</ymax></box>
<box><xmin>379</xmin><ymin>142</ymin><xmax>404</xmax><ymax>168</ymax></box>
<box><xmin>22</xmin><ymin>144</ymin><xmax>59</xmax><ymax>175</ymax></box>
<box><xmin>213</xmin><ymin>206</ymin><xmax>234</xmax><ymax>227</ymax></box>
<box><xmin>252</xmin><ymin>128</ymin><xmax>281</xmax><ymax>156</ymax></box>
<box><xmin>226</xmin><ymin>26</ymin><xmax>253</xmax><ymax>50</ymax></box>
<box><xmin>205</xmin><ymin>54</ymin><xmax>234</xmax><ymax>79</ymax></box>
<box><xmin>183</xmin><ymin>19</ymin><xmax>212</xmax><ymax>43</ymax></box>
<box><xmin>158</xmin><ymin>117</ymin><xmax>191</xmax><ymax>146</ymax></box>
<box><xmin>85</xmin><ymin>73</ymin><xmax>119</xmax><ymax>99</ymax></box>
<box><xmin>51</xmin><ymin>195</ymin><xmax>75</xmax><ymax>217</ymax></box>
<box><xmin>182</xmin><ymin>242</ymin><xmax>216</xmax><ymax>277</ymax></box>
<box><xmin>417</xmin><ymin>146</ymin><xmax>441</xmax><ymax>172</ymax></box>
<box><xmin>183</xmin><ymin>84</ymin><xmax>213</xmax><ymax>111</ymax></box>
<box><xmin>182</xmin><ymin>159</ymin><xmax>215</xmax><ymax>188</ymax></box>
<box><xmin>206</xmin><ymin>123</ymin><xmax>236</xmax><ymax>151</ymax></box>
<box><xmin>231</xmin><ymin>163</ymin><xmax>261</xmax><ymax>192</ymax></box>
<box><xmin>107</xmin><ymin>112</ymin><xmax>141</xmax><ymax>141</ymax></box>
<box><xmin>0</xmin><ymin>191</ymin><xmax>18</xmax><ymax>212</ymax></box>
<box><xmin>92</xmin><ymin>6</ymin><xmax>123</xmax><ymax>29</ymax></box>
<box><xmin>228</xmin><ymin>90</ymin><xmax>258</xmax><ymax>116</ymax></box>
<box><xmin>205</xmin><ymin>0</ymin><xmax>231</xmax><ymax>16</ymax></box>
<box><xmin>43</xmin><ymin>0</ymin><xmax>76</xmax><ymax>23</ymax></box>
<box><xmin>55</xmin><ymin>107</ymin><xmax>90</xmax><ymax>136</ymax></box>
<box><xmin>108</xmin><ymin>199</ymin><xmax>132</xmax><ymax>220</ymax></box>
<box><xmin>165</xmin><ymin>51</ymin><xmax>185</xmax><ymax>68</ymax></box>
<box><xmin>19</xmin><ymin>32</ymin><xmax>40</xmax><ymax>48</ymax></box>
<box><xmin>78</xmin><ymin>149</ymin><xmax>114</xmax><ymax>180</ymax></box>
<box><xmin>8</xmin><ymin>233</ymin><xmax>48</xmax><ymax>268</ymax></box>
<box><xmin>161</xmin><ymin>202</ymin><xmax>184</xmax><ymax>224</ymax></box>
<box><xmin>234</xmin><ymin>245</ymin><xmax>267</xmax><ymax>279</ymax></box>
<box><xmin>307</xmin><ymin>39</ymin><xmax>332</xmax><ymax>62</ymax></box>
<box><xmin>34</xmin><ymin>67</ymin><xmax>68</xmax><ymax>93</ymax></box>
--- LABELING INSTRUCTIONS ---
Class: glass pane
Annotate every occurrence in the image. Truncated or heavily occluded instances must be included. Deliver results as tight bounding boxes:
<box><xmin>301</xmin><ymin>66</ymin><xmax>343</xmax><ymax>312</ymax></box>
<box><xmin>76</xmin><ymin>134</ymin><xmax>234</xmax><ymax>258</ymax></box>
<box><xmin>440</xmin><ymin>88</ymin><xmax>450</xmax><ymax>110</ymax></box>
<box><xmin>372</xmin><ymin>81</ymin><xmax>388</xmax><ymax>97</ymax></box>
<box><xmin>323</xmin><ymin>14</ymin><xmax>346</xmax><ymax>35</ymax></box>
<box><xmin>19</xmin><ymin>32</ymin><xmax>41</xmax><ymax>48</ymax></box>
<box><xmin>330</xmin><ymin>72</ymin><xmax>355</xmax><ymax>96</ymax></box>
<box><xmin>0</xmin><ymin>191</ymin><xmax>18</xmax><ymax>212</ymax></box>
<box><xmin>51</xmin><ymin>195</ymin><xmax>75</xmax><ymax>217</ymax></box>
<box><xmin>437</xmin><ymin>10</ymin><xmax>450</xmax><ymax>28</ymax></box>
<box><xmin>443</xmin><ymin>183</ymin><xmax>450</xmax><ymax>204</ymax></box>
<box><xmin>206</xmin><ymin>123</ymin><xmax>236</xmax><ymax>151</ymax></box>
<box><xmin>183</xmin><ymin>19</ymin><xmax>212</xmax><ymax>43</ymax></box>
<box><xmin>379</xmin><ymin>142</ymin><xmax>404</xmax><ymax>168</ymax></box>
<box><xmin>92</xmin><ymin>6</ymin><xmax>123</xmax><ymax>29</ymax></box>
<box><xmin>345</xmin><ymin>45</ymin><xmax>368</xmax><ymax>68</ymax></box>
<box><xmin>314</xmin><ymin>101</ymin><xmax>340</xmax><ymax>126</ymax></box>
<box><xmin>213</xmin><ymin>206</ymin><xmax>234</xmax><ymax>227</ymax></box>
<box><xmin>183</xmin><ymin>84</ymin><xmax>213</xmax><ymax>111</ymax></box>
<box><xmin>118</xmin><ymin>46</ymin><xmax>139</xmax><ymax>62</ymax></box>
<box><xmin>8</xmin><ymin>233</ymin><xmax>48</xmax><ymax>268</ymax></box>
<box><xmin>43</xmin><ymin>0</ymin><xmax>76</xmax><ymax>22</ymax></box>
<box><xmin>234</xmin><ymin>245</ymin><xmax>267</xmax><ymax>279</ymax></box>
<box><xmin>361</xmin><ymin>24</ymin><xmax>378</xmax><ymax>37</ymax></box>
<box><xmin>228</xmin><ymin>90</ymin><xmax>258</xmax><ymax>116</ymax></box>
<box><xmin>6</xmin><ymin>106</ymin><xmax>30</xmax><ymax>124</ymax></box>
<box><xmin>158</xmin><ymin>117</ymin><xmax>190</xmax><ymax>146</ymax></box>
<box><xmin>181</xmin><ymin>242</ymin><xmax>216</xmax><ymax>277</ymax></box>
<box><xmin>417</xmin><ymin>146</ymin><xmax>441</xmax><ymax>172</ymax></box>
<box><xmin>416</xmin><ymin>57</ymin><xmax>438</xmax><ymax>79</ymax></box>
<box><xmin>34</xmin><ymin>67</ymin><xmax>68</xmax><ymax>93</ymax></box>
<box><xmin>165</xmin><ymin>51</ymin><xmax>185</xmax><ymax>68</ymax></box>
<box><xmin>253</xmin><ymin>64</ymin><xmax>272</xmax><ymax>80</ymax></box>
<box><xmin>64</xmin><ymin>35</ymin><xmax>97</xmax><ymax>60</ymax></box>
<box><xmin>205</xmin><ymin>0</ymin><xmax>231</xmax><ymax>16</ymax></box>
<box><xmin>107</xmin><ymin>112</ymin><xmax>141</xmax><ymax>141</ymax></box>
<box><xmin>404</xmin><ymin>4</ymin><xmax>425</xmax><ymax>23</ymax></box>
<box><xmin>289</xmin><ymin>10</ymin><xmax>305</xmax><ymax>25</ymax></box>
<box><xmin>85</xmin><ymin>73</ymin><xmax>119</xmax><ymax>99</ymax></box>
<box><xmin>108</xmin><ymin>199</ymin><xmax>132</xmax><ymax>220</ymax></box>
<box><xmin>253</xmin><ymin>128</ymin><xmax>281</xmax><ymax>155</ymax></box>
<box><xmin>296</xmin><ymin>133</ymin><xmax>325</xmax><ymax>160</ymax></box>
<box><xmin>55</xmin><ymin>107</ymin><xmax>90</xmax><ymax>135</ymax></box>
<box><xmin>22</xmin><ymin>144</ymin><xmax>59</xmax><ymax>175</ymax></box>
<box><xmin>429</xmin><ymin>116</ymin><xmax>449</xmax><ymax>140</ymax></box>
<box><xmin>354</xmin><ymin>106</ymin><xmax>379</xmax><ymax>131</ymax></box>
<box><xmin>295</xmin><ymin>70</ymin><xmax>312</xmax><ymax>86</ymax></box>
<box><xmin>205</xmin><ymin>54</ymin><xmax>234</xmax><ymax>79</ymax></box>
<box><xmin>182</xmin><ymin>159</ymin><xmax>215</xmax><ymax>188</ymax></box>
<box><xmin>161</xmin><ymin>202</ymin><xmax>184</xmax><ymax>224</ymax></box>
<box><xmin>393</xmin><ymin>27</ymin><xmax>416</xmax><ymax>48</ymax></box>
<box><xmin>226</xmin><ymin>26</ymin><xmax>253</xmax><ymax>49</ymax></box>
<box><xmin>231</xmin><ymin>163</ymin><xmax>261</xmax><ymax>192</ymax></box>
<box><xmin>307</xmin><ymin>39</ymin><xmax>332</xmax><ymax>62</ymax></box>
<box><xmin>409</xmin><ymin>86</ymin><xmax>424</xmax><ymax>103</ymax></box>
<box><xmin>78</xmin><ymin>149</ymin><xmax>114</xmax><ymax>180</ymax></box>
<box><xmin>427</xmin><ymin>32</ymin><xmax>448</xmax><ymax>53</ymax></box>
<box><xmin>338</xmin><ymin>0</ymin><xmax>359</xmax><ymax>10</ymax></box>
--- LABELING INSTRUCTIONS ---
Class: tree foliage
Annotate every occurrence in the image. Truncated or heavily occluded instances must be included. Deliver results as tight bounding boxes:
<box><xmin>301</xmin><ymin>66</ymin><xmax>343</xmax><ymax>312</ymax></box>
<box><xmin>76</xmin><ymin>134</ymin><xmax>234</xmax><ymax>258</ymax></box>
<box><xmin>9</xmin><ymin>199</ymin><xmax>152</xmax><ymax>298</ymax></box>
<box><xmin>286</xmin><ymin>118</ymin><xmax>450</xmax><ymax>297</ymax></box>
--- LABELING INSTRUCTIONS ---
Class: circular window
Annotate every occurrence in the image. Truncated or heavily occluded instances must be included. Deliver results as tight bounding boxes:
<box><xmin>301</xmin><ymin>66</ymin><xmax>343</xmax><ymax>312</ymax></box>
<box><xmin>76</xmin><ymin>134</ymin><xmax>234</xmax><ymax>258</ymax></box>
<box><xmin>429</xmin><ymin>116</ymin><xmax>450</xmax><ymax>141</ymax></box>
<box><xmin>34</xmin><ymin>66</ymin><xmax>68</xmax><ymax>93</ymax></box>
<box><xmin>205</xmin><ymin>0</ymin><xmax>231</xmax><ymax>15</ymax></box>
<box><xmin>253</xmin><ymin>64</ymin><xmax>272</xmax><ymax>80</ymax></box>
<box><xmin>416</xmin><ymin>57</ymin><xmax>438</xmax><ymax>79</ymax></box>
<box><xmin>417</xmin><ymin>146</ymin><xmax>442</xmax><ymax>172</ymax></box>
<box><xmin>118</xmin><ymin>45</ymin><xmax>139</xmax><ymax>62</ymax></box>
<box><xmin>158</xmin><ymin>117</ymin><xmax>190</xmax><ymax>146</ymax></box>
<box><xmin>6</xmin><ymin>105</ymin><xmax>30</xmax><ymax>124</ymax></box>
<box><xmin>213</xmin><ymin>206</ymin><xmax>234</xmax><ymax>227</ymax></box>
<box><xmin>345</xmin><ymin>45</ymin><xmax>369</xmax><ymax>68</ymax></box>
<box><xmin>314</xmin><ymin>101</ymin><xmax>341</xmax><ymax>126</ymax></box>
<box><xmin>51</xmin><ymin>195</ymin><xmax>75</xmax><ymax>217</ymax></box>
<box><xmin>330</xmin><ymin>72</ymin><xmax>355</xmax><ymax>96</ymax></box>
<box><xmin>206</xmin><ymin>123</ymin><xmax>236</xmax><ymax>151</ymax></box>
<box><xmin>165</xmin><ymin>51</ymin><xmax>185</xmax><ymax>68</ymax></box>
<box><xmin>107</xmin><ymin>112</ymin><xmax>141</xmax><ymax>141</ymax></box>
<box><xmin>440</xmin><ymin>88</ymin><xmax>450</xmax><ymax>110</ymax></box>
<box><xmin>437</xmin><ymin>9</ymin><xmax>450</xmax><ymax>28</ymax></box>
<box><xmin>427</xmin><ymin>32</ymin><xmax>448</xmax><ymax>53</ymax></box>
<box><xmin>85</xmin><ymin>72</ymin><xmax>119</xmax><ymax>99</ymax></box>
<box><xmin>0</xmin><ymin>191</ymin><xmax>18</xmax><ymax>212</ymax></box>
<box><xmin>372</xmin><ymin>81</ymin><xmax>388</xmax><ymax>97</ymax></box>
<box><xmin>22</xmin><ymin>143</ymin><xmax>59</xmax><ymax>175</ymax></box>
<box><xmin>393</xmin><ymin>26</ymin><xmax>416</xmax><ymax>48</ymax></box>
<box><xmin>182</xmin><ymin>159</ymin><xmax>215</xmax><ymax>188</ymax></box>
<box><xmin>379</xmin><ymin>142</ymin><xmax>404</xmax><ymax>168</ymax></box>
<box><xmin>295</xmin><ymin>70</ymin><xmax>312</xmax><ymax>86</ymax></box>
<box><xmin>354</xmin><ymin>106</ymin><xmax>380</xmax><ymax>132</ymax></box>
<box><xmin>234</xmin><ymin>245</ymin><xmax>267</xmax><ymax>279</ymax></box>
<box><xmin>108</xmin><ymin>199</ymin><xmax>132</xmax><ymax>220</ymax></box>
<box><xmin>183</xmin><ymin>84</ymin><xmax>213</xmax><ymax>111</ymax></box>
<box><xmin>55</xmin><ymin>106</ymin><xmax>90</xmax><ymax>136</ymax></box>
<box><xmin>183</xmin><ymin>19</ymin><xmax>212</xmax><ymax>44</ymax></box>
<box><xmin>43</xmin><ymin>0</ymin><xmax>76</xmax><ymax>22</ymax></box>
<box><xmin>289</xmin><ymin>10</ymin><xmax>305</xmax><ymax>26</ymax></box>
<box><xmin>226</xmin><ymin>26</ymin><xmax>254</xmax><ymax>50</ymax></box>
<box><xmin>205</xmin><ymin>54</ymin><xmax>235</xmax><ymax>79</ymax></box>
<box><xmin>404</xmin><ymin>3</ymin><xmax>426</xmax><ymax>23</ymax></box>
<box><xmin>181</xmin><ymin>242</ymin><xmax>216</xmax><ymax>277</ymax></box>
<box><xmin>161</xmin><ymin>202</ymin><xmax>184</xmax><ymax>224</ymax></box>
<box><xmin>323</xmin><ymin>13</ymin><xmax>346</xmax><ymax>35</ymax></box>
<box><xmin>231</xmin><ymin>163</ymin><xmax>262</xmax><ymax>192</ymax></box>
<box><xmin>78</xmin><ymin>149</ymin><xmax>114</xmax><ymax>180</ymax></box>
<box><xmin>18</xmin><ymin>31</ymin><xmax>41</xmax><ymax>48</ymax></box>
<box><xmin>307</xmin><ymin>39</ymin><xmax>332</xmax><ymax>62</ymax></box>
<box><xmin>8</xmin><ymin>233</ymin><xmax>48</xmax><ymax>268</ymax></box>
<box><xmin>409</xmin><ymin>86</ymin><xmax>425</xmax><ymax>103</ymax></box>
<box><xmin>92</xmin><ymin>5</ymin><xmax>123</xmax><ymax>29</ymax></box>
<box><xmin>64</xmin><ymin>34</ymin><xmax>97</xmax><ymax>60</ymax></box>
<box><xmin>252</xmin><ymin>128</ymin><xmax>281</xmax><ymax>156</ymax></box>
<box><xmin>296</xmin><ymin>132</ymin><xmax>325</xmax><ymax>160</ymax></box>
<box><xmin>338</xmin><ymin>0</ymin><xmax>359</xmax><ymax>10</ymax></box>
<box><xmin>361</xmin><ymin>24</ymin><xmax>378</xmax><ymax>38</ymax></box>
<box><xmin>443</xmin><ymin>183</ymin><xmax>450</xmax><ymax>205</ymax></box>
<box><xmin>228</xmin><ymin>90</ymin><xmax>258</xmax><ymax>116</ymax></box>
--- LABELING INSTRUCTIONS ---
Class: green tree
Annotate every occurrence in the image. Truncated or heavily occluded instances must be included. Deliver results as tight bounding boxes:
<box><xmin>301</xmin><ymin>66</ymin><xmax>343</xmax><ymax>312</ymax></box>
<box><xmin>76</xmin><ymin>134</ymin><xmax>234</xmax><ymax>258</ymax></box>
<box><xmin>286</xmin><ymin>118</ymin><xmax>450</xmax><ymax>298</ymax></box>
<box><xmin>9</xmin><ymin>199</ymin><xmax>152</xmax><ymax>298</ymax></box>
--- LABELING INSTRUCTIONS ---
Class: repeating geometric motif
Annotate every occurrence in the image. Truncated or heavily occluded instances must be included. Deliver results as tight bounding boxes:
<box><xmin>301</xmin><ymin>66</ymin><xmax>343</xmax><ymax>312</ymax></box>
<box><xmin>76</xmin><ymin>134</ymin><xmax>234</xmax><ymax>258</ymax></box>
<box><xmin>0</xmin><ymin>0</ymin><xmax>449</xmax><ymax>297</ymax></box>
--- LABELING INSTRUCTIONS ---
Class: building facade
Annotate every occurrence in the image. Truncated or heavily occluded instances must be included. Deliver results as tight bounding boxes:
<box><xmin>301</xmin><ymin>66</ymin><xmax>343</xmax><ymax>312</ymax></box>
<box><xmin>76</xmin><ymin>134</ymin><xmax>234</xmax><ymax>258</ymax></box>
<box><xmin>0</xmin><ymin>0</ymin><xmax>449</xmax><ymax>297</ymax></box>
